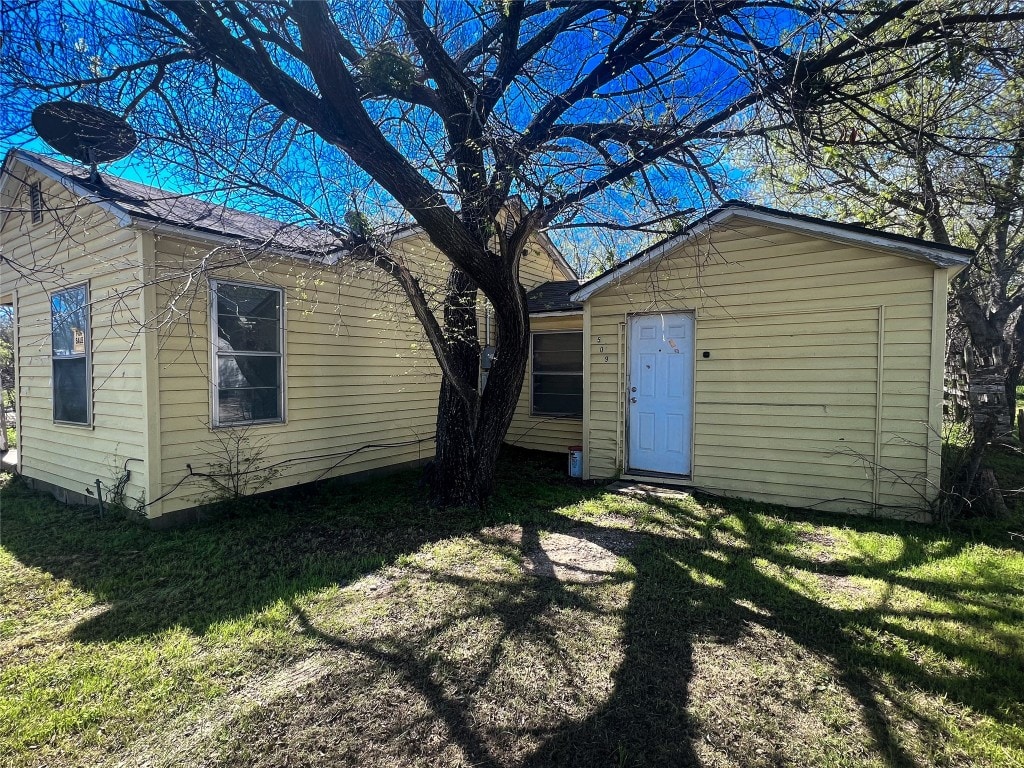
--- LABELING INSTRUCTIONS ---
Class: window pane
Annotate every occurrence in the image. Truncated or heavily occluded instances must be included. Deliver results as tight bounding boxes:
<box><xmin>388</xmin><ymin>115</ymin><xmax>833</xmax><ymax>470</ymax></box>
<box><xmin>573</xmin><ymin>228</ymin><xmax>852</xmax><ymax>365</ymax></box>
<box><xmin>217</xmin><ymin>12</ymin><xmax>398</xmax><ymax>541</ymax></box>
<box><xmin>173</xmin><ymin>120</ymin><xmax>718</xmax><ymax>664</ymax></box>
<box><xmin>214</xmin><ymin>283</ymin><xmax>284</xmax><ymax>424</ymax></box>
<box><xmin>217</xmin><ymin>388</ymin><xmax>280</xmax><ymax>423</ymax></box>
<box><xmin>217</xmin><ymin>284</ymin><xmax>280</xmax><ymax>352</ymax></box>
<box><xmin>53</xmin><ymin>357</ymin><xmax>88</xmax><ymax>423</ymax></box>
<box><xmin>51</xmin><ymin>286</ymin><xmax>88</xmax><ymax>357</ymax></box>
<box><xmin>217</xmin><ymin>284</ymin><xmax>280</xmax><ymax>320</ymax></box>
<box><xmin>217</xmin><ymin>355</ymin><xmax>281</xmax><ymax>423</ymax></box>
<box><xmin>533</xmin><ymin>373</ymin><xmax>583</xmax><ymax>417</ymax></box>
<box><xmin>531</xmin><ymin>332</ymin><xmax>583</xmax><ymax>416</ymax></box>
<box><xmin>533</xmin><ymin>332</ymin><xmax>583</xmax><ymax>372</ymax></box>
<box><xmin>217</xmin><ymin>355</ymin><xmax>280</xmax><ymax>390</ymax></box>
<box><xmin>216</xmin><ymin>317</ymin><xmax>280</xmax><ymax>353</ymax></box>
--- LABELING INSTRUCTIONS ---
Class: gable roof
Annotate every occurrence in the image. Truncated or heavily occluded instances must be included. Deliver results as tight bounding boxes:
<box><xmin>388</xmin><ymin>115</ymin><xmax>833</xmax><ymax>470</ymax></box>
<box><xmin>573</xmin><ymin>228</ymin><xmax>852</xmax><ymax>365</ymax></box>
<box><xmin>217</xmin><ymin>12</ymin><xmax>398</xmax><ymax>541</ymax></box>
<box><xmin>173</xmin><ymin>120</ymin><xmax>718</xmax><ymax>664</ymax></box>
<box><xmin>3</xmin><ymin>150</ymin><xmax>577</xmax><ymax>279</ymax></box>
<box><xmin>571</xmin><ymin>200</ymin><xmax>974</xmax><ymax>303</ymax></box>
<box><xmin>526</xmin><ymin>280</ymin><xmax>581</xmax><ymax>314</ymax></box>
<box><xmin>4</xmin><ymin>150</ymin><xmax>342</xmax><ymax>255</ymax></box>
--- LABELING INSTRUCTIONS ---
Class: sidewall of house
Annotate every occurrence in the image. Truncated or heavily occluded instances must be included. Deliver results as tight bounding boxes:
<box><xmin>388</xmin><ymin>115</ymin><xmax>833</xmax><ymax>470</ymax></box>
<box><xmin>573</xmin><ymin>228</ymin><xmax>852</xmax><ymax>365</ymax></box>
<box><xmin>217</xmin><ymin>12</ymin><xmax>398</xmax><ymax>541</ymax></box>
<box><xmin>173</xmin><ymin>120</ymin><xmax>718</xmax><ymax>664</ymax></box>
<box><xmin>0</xmin><ymin>167</ymin><xmax>149</xmax><ymax>507</ymax></box>
<box><xmin>151</xmin><ymin>234</ymin><xmax>441</xmax><ymax>517</ymax></box>
<box><xmin>505</xmin><ymin>313</ymin><xmax>584</xmax><ymax>454</ymax></box>
<box><xmin>150</xmin><ymin>231</ymin><xmax>571</xmax><ymax>518</ymax></box>
<box><xmin>583</xmin><ymin>221</ymin><xmax>943</xmax><ymax>517</ymax></box>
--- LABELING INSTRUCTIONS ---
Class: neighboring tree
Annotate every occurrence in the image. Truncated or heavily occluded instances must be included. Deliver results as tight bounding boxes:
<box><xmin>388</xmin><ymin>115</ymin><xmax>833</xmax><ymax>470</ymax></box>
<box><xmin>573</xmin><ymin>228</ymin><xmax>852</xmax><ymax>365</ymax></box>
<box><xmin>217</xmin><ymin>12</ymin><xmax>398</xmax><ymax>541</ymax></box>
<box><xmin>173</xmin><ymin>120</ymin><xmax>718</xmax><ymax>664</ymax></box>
<box><xmin>0</xmin><ymin>306</ymin><xmax>13</xmax><ymax>452</ymax></box>
<box><xmin>748</xmin><ymin>13</ymin><xmax>1024</xmax><ymax>454</ymax></box>
<box><xmin>3</xmin><ymin>1</ymin><xmax>1020</xmax><ymax>506</ymax></box>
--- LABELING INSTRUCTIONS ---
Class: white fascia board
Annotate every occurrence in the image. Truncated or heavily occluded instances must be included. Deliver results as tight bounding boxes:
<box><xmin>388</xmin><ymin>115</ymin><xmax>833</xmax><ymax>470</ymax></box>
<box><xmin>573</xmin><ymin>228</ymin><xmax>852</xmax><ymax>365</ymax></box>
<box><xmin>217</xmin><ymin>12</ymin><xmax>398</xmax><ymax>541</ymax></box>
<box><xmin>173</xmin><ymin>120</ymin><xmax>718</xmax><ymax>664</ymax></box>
<box><xmin>533</xmin><ymin>230</ymin><xmax>577</xmax><ymax>280</ymax></box>
<box><xmin>570</xmin><ymin>214</ymin><xmax>724</xmax><ymax>302</ymax></box>
<box><xmin>529</xmin><ymin>309</ymin><xmax>583</xmax><ymax>317</ymax></box>
<box><xmin>736</xmin><ymin>208</ymin><xmax>972</xmax><ymax>267</ymax></box>
<box><xmin>5</xmin><ymin>150</ymin><xmax>133</xmax><ymax>227</ymax></box>
<box><xmin>571</xmin><ymin>207</ymin><xmax>972</xmax><ymax>303</ymax></box>
<box><xmin>143</xmin><ymin>219</ymin><xmax>440</xmax><ymax>266</ymax></box>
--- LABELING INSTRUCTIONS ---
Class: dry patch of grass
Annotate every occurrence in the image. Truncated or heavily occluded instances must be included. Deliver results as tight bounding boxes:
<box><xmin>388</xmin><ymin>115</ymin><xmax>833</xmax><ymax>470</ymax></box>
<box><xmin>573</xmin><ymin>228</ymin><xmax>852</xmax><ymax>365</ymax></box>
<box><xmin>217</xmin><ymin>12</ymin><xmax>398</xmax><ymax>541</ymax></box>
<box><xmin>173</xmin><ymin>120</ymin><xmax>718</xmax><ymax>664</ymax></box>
<box><xmin>2</xmin><ymin>450</ymin><xmax>1024</xmax><ymax>767</ymax></box>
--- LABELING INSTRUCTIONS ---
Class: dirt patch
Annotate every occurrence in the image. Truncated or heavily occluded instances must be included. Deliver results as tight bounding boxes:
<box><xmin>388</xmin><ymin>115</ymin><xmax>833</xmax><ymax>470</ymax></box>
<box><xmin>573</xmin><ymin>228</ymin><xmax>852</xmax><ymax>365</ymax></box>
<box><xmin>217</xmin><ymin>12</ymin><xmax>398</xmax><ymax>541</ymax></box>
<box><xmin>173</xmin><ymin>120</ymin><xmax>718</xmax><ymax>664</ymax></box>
<box><xmin>689</xmin><ymin>624</ymin><xmax>876</xmax><ymax>768</ymax></box>
<box><xmin>797</xmin><ymin>529</ymin><xmax>841</xmax><ymax>563</ymax></box>
<box><xmin>482</xmin><ymin>525</ymin><xmax>640</xmax><ymax>583</ymax></box>
<box><xmin>798</xmin><ymin>530</ymin><xmax>838</xmax><ymax>547</ymax></box>
<box><xmin>818</xmin><ymin>573</ymin><xmax>876</xmax><ymax>600</ymax></box>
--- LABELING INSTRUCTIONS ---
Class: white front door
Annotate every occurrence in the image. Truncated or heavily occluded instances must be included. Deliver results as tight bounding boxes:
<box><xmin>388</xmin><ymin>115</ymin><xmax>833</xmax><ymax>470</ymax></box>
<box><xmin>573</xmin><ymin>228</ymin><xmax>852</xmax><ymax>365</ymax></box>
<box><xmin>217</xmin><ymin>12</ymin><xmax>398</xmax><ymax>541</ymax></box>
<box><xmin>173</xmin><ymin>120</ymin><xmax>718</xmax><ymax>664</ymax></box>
<box><xmin>627</xmin><ymin>312</ymin><xmax>694</xmax><ymax>476</ymax></box>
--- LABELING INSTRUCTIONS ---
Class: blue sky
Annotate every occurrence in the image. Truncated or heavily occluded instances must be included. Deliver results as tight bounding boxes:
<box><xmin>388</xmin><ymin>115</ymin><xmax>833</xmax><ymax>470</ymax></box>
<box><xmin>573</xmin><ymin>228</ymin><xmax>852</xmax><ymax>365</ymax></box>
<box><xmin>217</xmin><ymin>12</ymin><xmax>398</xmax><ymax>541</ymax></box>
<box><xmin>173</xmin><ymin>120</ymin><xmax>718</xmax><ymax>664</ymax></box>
<box><xmin>1</xmin><ymin>1</ymin><xmax>796</xmax><ymax>270</ymax></box>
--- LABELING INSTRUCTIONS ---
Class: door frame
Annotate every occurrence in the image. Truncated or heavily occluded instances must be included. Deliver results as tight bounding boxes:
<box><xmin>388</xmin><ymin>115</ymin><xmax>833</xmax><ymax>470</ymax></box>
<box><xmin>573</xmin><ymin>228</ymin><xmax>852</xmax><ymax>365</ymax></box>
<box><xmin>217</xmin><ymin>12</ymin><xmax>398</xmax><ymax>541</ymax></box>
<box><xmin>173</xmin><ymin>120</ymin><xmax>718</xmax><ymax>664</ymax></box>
<box><xmin>624</xmin><ymin>310</ymin><xmax>697</xmax><ymax>478</ymax></box>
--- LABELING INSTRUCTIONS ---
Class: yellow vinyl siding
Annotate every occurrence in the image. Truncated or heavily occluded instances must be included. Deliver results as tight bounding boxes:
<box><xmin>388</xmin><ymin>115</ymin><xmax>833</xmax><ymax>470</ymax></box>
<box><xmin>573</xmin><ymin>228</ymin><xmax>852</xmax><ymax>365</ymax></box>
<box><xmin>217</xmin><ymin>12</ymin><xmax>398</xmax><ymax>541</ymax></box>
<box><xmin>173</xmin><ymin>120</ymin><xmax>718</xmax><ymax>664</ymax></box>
<box><xmin>584</xmin><ymin>220</ymin><xmax>943</xmax><ymax>516</ymax></box>
<box><xmin>503</xmin><ymin>246</ymin><xmax>580</xmax><ymax>453</ymax></box>
<box><xmin>519</xmin><ymin>242</ymin><xmax>569</xmax><ymax>288</ymax></box>
<box><xmin>505</xmin><ymin>313</ymin><xmax>584</xmax><ymax>453</ymax></box>
<box><xmin>150</xmin><ymin>234</ymin><xmax>440</xmax><ymax>517</ymax></box>
<box><xmin>0</xmin><ymin>168</ymin><xmax>148</xmax><ymax>505</ymax></box>
<box><xmin>3</xmin><ymin>157</ymin><xmax>577</xmax><ymax>519</ymax></box>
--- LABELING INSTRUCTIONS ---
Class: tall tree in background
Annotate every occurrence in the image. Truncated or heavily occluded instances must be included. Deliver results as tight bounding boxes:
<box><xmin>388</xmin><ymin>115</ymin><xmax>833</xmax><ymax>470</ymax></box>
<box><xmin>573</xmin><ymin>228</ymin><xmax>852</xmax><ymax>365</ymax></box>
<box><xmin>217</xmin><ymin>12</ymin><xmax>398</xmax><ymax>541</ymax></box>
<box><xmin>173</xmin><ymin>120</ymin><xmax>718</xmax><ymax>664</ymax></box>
<box><xmin>3</xmin><ymin>1</ymin><xmax>1020</xmax><ymax>506</ymax></box>
<box><xmin>750</xmin><ymin>12</ymin><xmax>1024</xmax><ymax>455</ymax></box>
<box><xmin>0</xmin><ymin>307</ymin><xmax>12</xmax><ymax>453</ymax></box>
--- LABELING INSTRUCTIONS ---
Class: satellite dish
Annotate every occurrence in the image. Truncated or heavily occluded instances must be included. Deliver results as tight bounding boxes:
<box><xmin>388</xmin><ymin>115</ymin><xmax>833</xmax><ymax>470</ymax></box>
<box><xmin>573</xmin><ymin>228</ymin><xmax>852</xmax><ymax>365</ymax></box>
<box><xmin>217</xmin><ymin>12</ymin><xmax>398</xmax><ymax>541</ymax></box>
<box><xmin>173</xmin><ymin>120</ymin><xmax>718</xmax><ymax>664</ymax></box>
<box><xmin>32</xmin><ymin>101</ymin><xmax>138</xmax><ymax>180</ymax></box>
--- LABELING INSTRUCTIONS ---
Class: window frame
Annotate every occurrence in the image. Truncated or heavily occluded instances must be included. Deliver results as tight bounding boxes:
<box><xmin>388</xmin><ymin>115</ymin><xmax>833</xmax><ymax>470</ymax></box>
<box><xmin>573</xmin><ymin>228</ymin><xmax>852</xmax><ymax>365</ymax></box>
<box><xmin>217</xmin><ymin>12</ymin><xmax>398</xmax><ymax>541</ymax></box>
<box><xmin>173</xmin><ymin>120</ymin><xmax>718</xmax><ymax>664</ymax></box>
<box><xmin>209</xmin><ymin>279</ymin><xmax>286</xmax><ymax>428</ymax></box>
<box><xmin>529</xmin><ymin>330</ymin><xmax>584</xmax><ymax>419</ymax></box>
<box><xmin>50</xmin><ymin>282</ymin><xmax>92</xmax><ymax>426</ymax></box>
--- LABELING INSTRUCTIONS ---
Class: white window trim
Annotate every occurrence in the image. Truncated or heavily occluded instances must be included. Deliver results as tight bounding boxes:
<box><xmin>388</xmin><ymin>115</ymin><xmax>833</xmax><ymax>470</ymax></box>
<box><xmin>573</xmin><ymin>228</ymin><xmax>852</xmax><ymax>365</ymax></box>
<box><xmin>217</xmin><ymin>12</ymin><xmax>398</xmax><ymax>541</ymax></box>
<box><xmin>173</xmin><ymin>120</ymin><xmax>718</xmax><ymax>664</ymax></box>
<box><xmin>210</xmin><ymin>279</ymin><xmax>286</xmax><ymax>428</ymax></box>
<box><xmin>530</xmin><ymin>330</ymin><xmax>584</xmax><ymax>419</ymax></box>
<box><xmin>51</xmin><ymin>282</ymin><xmax>92</xmax><ymax>426</ymax></box>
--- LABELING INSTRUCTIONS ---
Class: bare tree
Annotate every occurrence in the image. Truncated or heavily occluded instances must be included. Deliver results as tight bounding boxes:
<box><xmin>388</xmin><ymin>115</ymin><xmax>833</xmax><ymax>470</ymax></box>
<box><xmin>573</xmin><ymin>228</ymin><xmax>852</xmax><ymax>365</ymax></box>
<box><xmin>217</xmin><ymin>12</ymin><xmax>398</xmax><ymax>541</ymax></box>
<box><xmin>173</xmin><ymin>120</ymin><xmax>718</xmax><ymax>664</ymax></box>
<box><xmin>747</xmin><ymin>10</ymin><xmax>1024</xmax><ymax>456</ymax></box>
<box><xmin>3</xmin><ymin>0</ymin><xmax>1020</xmax><ymax>506</ymax></box>
<box><xmin>0</xmin><ymin>306</ymin><xmax>13</xmax><ymax>453</ymax></box>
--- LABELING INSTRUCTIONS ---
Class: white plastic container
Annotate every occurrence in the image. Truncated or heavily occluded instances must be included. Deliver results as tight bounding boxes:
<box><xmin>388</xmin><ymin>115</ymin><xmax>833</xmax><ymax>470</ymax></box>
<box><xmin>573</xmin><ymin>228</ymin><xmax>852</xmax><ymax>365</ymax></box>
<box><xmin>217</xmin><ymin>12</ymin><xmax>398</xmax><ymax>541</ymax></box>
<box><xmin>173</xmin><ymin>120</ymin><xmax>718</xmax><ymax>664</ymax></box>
<box><xmin>568</xmin><ymin>445</ymin><xmax>583</xmax><ymax>478</ymax></box>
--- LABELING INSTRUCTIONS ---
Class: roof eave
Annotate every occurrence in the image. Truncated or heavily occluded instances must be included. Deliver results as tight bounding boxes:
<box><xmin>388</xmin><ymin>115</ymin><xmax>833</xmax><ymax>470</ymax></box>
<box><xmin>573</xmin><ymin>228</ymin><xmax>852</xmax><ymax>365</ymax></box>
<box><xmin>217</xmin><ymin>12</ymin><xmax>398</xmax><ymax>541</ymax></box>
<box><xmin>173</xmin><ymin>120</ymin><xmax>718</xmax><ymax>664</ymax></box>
<box><xmin>529</xmin><ymin>308</ymin><xmax>583</xmax><ymax>317</ymax></box>
<box><xmin>3</xmin><ymin>149</ymin><xmax>134</xmax><ymax>228</ymax></box>
<box><xmin>571</xmin><ymin>206</ymin><xmax>972</xmax><ymax>303</ymax></box>
<box><xmin>135</xmin><ymin>219</ymin><xmax>335</xmax><ymax>262</ymax></box>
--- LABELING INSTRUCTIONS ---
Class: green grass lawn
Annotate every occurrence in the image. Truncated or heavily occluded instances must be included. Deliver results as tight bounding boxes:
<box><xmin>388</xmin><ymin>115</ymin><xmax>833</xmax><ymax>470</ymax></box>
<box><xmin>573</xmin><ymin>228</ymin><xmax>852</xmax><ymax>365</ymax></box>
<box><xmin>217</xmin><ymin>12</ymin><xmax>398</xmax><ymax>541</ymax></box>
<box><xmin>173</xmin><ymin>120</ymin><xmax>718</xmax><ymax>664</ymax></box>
<box><xmin>2</xmin><ymin>451</ymin><xmax>1023</xmax><ymax>768</ymax></box>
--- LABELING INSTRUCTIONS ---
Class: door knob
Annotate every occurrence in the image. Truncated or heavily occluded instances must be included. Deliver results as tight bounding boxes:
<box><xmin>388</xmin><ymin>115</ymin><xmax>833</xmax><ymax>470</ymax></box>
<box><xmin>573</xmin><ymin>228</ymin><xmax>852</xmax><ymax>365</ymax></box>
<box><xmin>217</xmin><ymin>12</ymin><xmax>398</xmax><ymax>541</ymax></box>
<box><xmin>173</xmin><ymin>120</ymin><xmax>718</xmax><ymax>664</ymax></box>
<box><xmin>630</xmin><ymin>397</ymin><xmax>637</xmax><ymax>403</ymax></box>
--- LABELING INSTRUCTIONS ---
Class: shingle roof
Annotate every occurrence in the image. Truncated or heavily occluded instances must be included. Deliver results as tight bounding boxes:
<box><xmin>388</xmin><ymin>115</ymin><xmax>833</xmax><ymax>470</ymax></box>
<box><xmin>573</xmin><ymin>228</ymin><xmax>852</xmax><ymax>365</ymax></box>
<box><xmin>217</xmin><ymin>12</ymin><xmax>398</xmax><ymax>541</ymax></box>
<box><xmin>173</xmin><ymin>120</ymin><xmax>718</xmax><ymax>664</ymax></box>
<box><xmin>526</xmin><ymin>280</ymin><xmax>582</xmax><ymax>313</ymax></box>
<box><xmin>11</xmin><ymin>150</ymin><xmax>342</xmax><ymax>255</ymax></box>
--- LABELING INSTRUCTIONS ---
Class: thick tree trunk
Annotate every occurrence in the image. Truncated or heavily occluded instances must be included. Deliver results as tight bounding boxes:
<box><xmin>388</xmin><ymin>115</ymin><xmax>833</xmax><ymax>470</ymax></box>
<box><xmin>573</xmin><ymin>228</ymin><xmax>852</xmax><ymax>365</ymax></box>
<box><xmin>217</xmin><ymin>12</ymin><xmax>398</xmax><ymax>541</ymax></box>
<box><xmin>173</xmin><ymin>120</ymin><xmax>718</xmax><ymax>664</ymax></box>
<box><xmin>430</xmin><ymin>267</ymin><xmax>530</xmax><ymax>508</ymax></box>
<box><xmin>1005</xmin><ymin>307</ymin><xmax>1024</xmax><ymax>429</ymax></box>
<box><xmin>958</xmin><ymin>293</ymin><xmax>1016</xmax><ymax>445</ymax></box>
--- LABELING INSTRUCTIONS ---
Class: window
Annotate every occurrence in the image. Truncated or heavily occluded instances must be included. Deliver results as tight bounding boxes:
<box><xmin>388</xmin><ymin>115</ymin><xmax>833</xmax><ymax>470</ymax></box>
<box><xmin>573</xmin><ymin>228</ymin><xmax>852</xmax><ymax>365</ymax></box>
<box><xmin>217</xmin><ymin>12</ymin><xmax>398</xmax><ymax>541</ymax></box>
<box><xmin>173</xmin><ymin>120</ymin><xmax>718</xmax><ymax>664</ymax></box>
<box><xmin>212</xmin><ymin>281</ymin><xmax>284</xmax><ymax>425</ymax></box>
<box><xmin>531</xmin><ymin>331</ymin><xmax>583</xmax><ymax>418</ymax></box>
<box><xmin>29</xmin><ymin>182</ymin><xmax>43</xmax><ymax>224</ymax></box>
<box><xmin>51</xmin><ymin>284</ymin><xmax>90</xmax><ymax>424</ymax></box>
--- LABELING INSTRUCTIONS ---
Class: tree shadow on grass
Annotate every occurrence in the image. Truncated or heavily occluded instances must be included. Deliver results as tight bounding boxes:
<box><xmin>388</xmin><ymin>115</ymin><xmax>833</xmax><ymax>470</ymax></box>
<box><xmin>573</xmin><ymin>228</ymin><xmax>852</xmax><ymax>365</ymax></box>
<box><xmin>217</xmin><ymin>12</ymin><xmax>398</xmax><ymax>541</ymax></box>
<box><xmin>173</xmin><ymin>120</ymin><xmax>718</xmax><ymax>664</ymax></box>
<box><xmin>0</xmin><ymin>448</ymin><xmax>596</xmax><ymax>643</ymax></box>
<box><xmin>278</xmin><ymin>501</ymin><xmax>1019</xmax><ymax>766</ymax></box>
<box><xmin>2</xmin><ymin>461</ymin><xmax>1023</xmax><ymax>767</ymax></box>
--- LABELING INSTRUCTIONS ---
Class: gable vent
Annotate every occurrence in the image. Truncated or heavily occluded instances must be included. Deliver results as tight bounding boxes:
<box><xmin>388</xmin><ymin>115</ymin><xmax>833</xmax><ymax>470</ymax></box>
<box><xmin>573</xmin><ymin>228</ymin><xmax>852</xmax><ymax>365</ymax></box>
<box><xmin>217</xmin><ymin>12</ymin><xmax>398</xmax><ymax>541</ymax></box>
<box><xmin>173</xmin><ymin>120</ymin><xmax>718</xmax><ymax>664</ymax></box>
<box><xmin>28</xmin><ymin>181</ymin><xmax>43</xmax><ymax>223</ymax></box>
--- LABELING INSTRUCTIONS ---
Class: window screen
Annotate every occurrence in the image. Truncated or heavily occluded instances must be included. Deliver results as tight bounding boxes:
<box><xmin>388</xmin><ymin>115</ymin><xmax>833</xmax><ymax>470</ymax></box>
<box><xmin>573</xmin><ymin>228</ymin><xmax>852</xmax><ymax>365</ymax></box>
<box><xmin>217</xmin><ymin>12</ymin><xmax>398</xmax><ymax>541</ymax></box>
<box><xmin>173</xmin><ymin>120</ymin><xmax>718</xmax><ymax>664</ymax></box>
<box><xmin>51</xmin><ymin>285</ymin><xmax>90</xmax><ymax>424</ymax></box>
<box><xmin>531</xmin><ymin>332</ymin><xmax>583</xmax><ymax>418</ymax></box>
<box><xmin>212</xmin><ymin>282</ymin><xmax>284</xmax><ymax>424</ymax></box>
